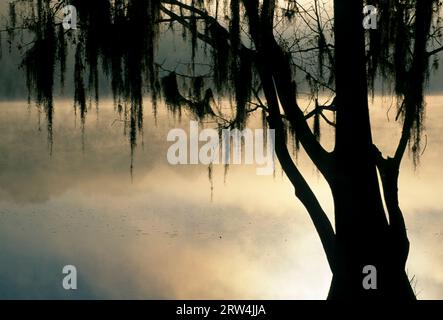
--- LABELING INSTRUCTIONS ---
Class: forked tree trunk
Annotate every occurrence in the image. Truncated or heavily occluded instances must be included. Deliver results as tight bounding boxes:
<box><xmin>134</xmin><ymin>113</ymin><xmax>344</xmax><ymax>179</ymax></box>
<box><xmin>327</xmin><ymin>201</ymin><xmax>416</xmax><ymax>299</ymax></box>
<box><xmin>245</xmin><ymin>0</ymin><xmax>418</xmax><ymax>299</ymax></box>
<box><xmin>328</xmin><ymin>0</ymin><xmax>415</xmax><ymax>299</ymax></box>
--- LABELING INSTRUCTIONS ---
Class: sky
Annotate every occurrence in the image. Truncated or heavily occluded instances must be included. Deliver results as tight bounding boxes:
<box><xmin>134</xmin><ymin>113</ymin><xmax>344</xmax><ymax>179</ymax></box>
<box><xmin>0</xmin><ymin>0</ymin><xmax>442</xmax><ymax>100</ymax></box>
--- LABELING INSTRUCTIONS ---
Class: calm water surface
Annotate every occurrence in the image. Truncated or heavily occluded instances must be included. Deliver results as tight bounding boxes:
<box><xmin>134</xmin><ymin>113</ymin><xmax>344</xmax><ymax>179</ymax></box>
<box><xmin>0</xmin><ymin>97</ymin><xmax>442</xmax><ymax>299</ymax></box>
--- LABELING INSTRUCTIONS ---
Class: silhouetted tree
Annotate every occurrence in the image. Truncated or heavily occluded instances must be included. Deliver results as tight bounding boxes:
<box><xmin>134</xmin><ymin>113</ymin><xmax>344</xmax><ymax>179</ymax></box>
<box><xmin>2</xmin><ymin>0</ymin><xmax>442</xmax><ymax>299</ymax></box>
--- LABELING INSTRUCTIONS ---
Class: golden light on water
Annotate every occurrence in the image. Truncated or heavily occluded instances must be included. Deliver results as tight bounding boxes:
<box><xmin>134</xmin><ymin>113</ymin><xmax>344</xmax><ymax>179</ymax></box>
<box><xmin>0</xmin><ymin>96</ymin><xmax>442</xmax><ymax>299</ymax></box>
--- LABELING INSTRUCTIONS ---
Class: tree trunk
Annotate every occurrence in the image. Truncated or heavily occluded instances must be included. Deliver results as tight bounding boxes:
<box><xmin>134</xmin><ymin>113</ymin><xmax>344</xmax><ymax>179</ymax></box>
<box><xmin>329</xmin><ymin>0</ymin><xmax>415</xmax><ymax>299</ymax></box>
<box><xmin>245</xmin><ymin>0</ymin><xmax>417</xmax><ymax>299</ymax></box>
<box><xmin>327</xmin><ymin>199</ymin><xmax>416</xmax><ymax>299</ymax></box>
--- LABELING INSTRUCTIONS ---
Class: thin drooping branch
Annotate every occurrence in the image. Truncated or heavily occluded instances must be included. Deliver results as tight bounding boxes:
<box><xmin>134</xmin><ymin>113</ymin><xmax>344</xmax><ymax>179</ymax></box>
<box><xmin>239</xmin><ymin>0</ymin><xmax>336</xmax><ymax>271</ymax></box>
<box><xmin>273</xmin><ymin>114</ymin><xmax>337</xmax><ymax>272</ymax></box>
<box><xmin>262</xmin><ymin>69</ymin><xmax>336</xmax><ymax>272</ymax></box>
<box><xmin>242</xmin><ymin>0</ymin><xmax>334</xmax><ymax>183</ymax></box>
<box><xmin>270</xmin><ymin>41</ymin><xmax>334</xmax><ymax>180</ymax></box>
<box><xmin>256</xmin><ymin>48</ymin><xmax>336</xmax><ymax>269</ymax></box>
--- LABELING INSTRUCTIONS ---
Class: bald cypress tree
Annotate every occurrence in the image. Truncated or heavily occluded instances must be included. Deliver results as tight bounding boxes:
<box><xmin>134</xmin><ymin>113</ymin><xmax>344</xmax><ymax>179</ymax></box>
<box><xmin>2</xmin><ymin>0</ymin><xmax>442</xmax><ymax>299</ymax></box>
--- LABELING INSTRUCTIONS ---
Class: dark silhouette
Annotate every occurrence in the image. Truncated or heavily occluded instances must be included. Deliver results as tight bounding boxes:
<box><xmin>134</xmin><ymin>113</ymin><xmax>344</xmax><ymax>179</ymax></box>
<box><xmin>2</xmin><ymin>0</ymin><xmax>442</xmax><ymax>299</ymax></box>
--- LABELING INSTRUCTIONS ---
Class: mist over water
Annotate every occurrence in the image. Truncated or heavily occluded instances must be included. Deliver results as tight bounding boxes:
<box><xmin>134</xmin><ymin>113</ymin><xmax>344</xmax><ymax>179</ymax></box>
<box><xmin>0</xmin><ymin>96</ymin><xmax>441</xmax><ymax>299</ymax></box>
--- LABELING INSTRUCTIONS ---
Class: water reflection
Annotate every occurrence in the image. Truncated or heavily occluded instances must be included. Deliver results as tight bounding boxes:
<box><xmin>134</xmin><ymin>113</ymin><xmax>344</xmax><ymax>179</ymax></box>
<box><xmin>0</xmin><ymin>98</ymin><xmax>441</xmax><ymax>299</ymax></box>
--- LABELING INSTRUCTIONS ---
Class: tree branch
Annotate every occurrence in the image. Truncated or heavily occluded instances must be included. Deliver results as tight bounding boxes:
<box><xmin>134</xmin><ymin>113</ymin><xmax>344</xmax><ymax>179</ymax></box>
<box><xmin>264</xmin><ymin>73</ymin><xmax>337</xmax><ymax>272</ymax></box>
<box><xmin>242</xmin><ymin>0</ymin><xmax>334</xmax><ymax>183</ymax></box>
<box><xmin>427</xmin><ymin>45</ymin><xmax>443</xmax><ymax>57</ymax></box>
<box><xmin>373</xmin><ymin>145</ymin><xmax>410</xmax><ymax>266</ymax></box>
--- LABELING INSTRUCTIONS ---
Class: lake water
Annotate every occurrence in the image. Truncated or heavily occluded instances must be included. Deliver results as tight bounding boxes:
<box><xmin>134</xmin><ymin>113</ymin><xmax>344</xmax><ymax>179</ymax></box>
<box><xmin>0</xmin><ymin>96</ymin><xmax>442</xmax><ymax>299</ymax></box>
